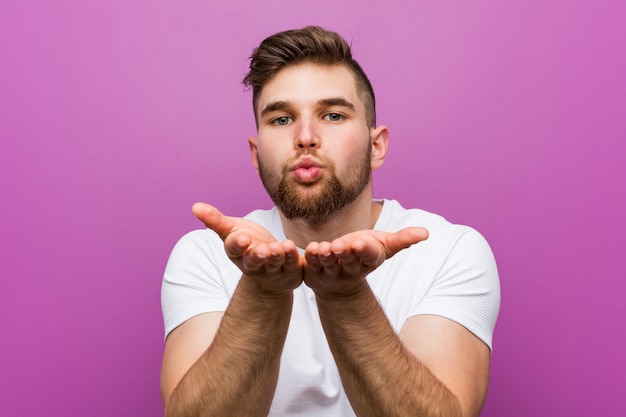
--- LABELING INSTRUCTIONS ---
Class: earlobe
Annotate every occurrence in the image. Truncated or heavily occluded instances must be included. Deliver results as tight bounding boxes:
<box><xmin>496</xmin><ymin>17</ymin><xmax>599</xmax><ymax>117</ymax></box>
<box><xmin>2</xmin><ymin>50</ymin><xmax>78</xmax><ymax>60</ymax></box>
<box><xmin>370</xmin><ymin>125</ymin><xmax>389</xmax><ymax>171</ymax></box>
<box><xmin>249</xmin><ymin>136</ymin><xmax>259</xmax><ymax>172</ymax></box>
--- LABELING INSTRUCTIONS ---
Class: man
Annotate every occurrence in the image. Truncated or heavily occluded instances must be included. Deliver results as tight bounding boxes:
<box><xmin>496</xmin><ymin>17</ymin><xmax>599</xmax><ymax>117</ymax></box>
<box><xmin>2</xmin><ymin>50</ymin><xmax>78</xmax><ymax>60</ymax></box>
<box><xmin>161</xmin><ymin>26</ymin><xmax>500</xmax><ymax>417</ymax></box>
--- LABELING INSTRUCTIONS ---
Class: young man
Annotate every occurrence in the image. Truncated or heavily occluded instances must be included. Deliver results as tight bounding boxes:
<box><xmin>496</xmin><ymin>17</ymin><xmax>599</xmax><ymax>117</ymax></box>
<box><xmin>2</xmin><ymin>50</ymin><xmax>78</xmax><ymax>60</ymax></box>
<box><xmin>161</xmin><ymin>26</ymin><xmax>500</xmax><ymax>417</ymax></box>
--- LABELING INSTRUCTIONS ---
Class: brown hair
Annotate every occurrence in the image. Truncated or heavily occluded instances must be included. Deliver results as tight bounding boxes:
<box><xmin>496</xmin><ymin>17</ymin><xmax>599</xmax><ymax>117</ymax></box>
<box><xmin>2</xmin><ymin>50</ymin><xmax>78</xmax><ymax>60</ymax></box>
<box><xmin>243</xmin><ymin>26</ymin><xmax>376</xmax><ymax>127</ymax></box>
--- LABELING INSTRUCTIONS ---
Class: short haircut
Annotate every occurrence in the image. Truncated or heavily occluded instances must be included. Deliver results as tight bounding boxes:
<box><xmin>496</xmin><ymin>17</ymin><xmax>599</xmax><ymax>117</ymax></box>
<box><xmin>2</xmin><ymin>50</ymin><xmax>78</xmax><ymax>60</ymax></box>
<box><xmin>243</xmin><ymin>26</ymin><xmax>376</xmax><ymax>128</ymax></box>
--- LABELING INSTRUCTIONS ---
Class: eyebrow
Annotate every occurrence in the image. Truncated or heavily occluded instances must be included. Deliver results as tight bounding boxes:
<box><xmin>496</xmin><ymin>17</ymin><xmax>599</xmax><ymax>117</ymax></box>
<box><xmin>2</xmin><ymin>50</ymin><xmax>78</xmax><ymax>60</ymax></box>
<box><xmin>260</xmin><ymin>97</ymin><xmax>356</xmax><ymax>119</ymax></box>
<box><xmin>260</xmin><ymin>100</ymin><xmax>291</xmax><ymax>118</ymax></box>
<box><xmin>318</xmin><ymin>97</ymin><xmax>355</xmax><ymax>111</ymax></box>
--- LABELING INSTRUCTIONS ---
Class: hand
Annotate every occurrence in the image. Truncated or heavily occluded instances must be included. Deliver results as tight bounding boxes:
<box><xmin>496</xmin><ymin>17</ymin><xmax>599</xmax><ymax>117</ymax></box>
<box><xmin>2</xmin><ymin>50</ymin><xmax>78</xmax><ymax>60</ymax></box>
<box><xmin>192</xmin><ymin>203</ymin><xmax>304</xmax><ymax>295</ymax></box>
<box><xmin>303</xmin><ymin>227</ymin><xmax>429</xmax><ymax>298</ymax></box>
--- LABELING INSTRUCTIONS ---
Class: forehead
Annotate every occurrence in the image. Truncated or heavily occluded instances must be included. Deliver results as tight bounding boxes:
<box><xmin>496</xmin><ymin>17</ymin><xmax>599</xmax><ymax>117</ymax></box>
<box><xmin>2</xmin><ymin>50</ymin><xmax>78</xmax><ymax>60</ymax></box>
<box><xmin>257</xmin><ymin>63</ymin><xmax>363</xmax><ymax>112</ymax></box>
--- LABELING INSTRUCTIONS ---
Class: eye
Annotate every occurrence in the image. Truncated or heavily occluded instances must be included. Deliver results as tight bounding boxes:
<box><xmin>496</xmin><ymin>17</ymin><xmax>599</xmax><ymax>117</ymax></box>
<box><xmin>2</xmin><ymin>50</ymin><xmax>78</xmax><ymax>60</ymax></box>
<box><xmin>271</xmin><ymin>116</ymin><xmax>293</xmax><ymax>126</ymax></box>
<box><xmin>323</xmin><ymin>113</ymin><xmax>344</xmax><ymax>122</ymax></box>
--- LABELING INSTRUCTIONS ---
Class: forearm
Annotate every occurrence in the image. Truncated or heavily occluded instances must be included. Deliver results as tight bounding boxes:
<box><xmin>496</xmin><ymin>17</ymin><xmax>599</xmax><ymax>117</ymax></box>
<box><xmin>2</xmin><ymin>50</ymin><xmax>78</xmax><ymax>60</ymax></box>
<box><xmin>315</xmin><ymin>284</ymin><xmax>464</xmax><ymax>417</ymax></box>
<box><xmin>165</xmin><ymin>278</ymin><xmax>293</xmax><ymax>417</ymax></box>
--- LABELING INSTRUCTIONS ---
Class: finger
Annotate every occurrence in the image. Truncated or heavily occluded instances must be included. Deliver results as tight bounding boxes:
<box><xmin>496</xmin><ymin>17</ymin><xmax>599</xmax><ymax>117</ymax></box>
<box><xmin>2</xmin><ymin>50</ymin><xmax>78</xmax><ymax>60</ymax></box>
<box><xmin>223</xmin><ymin>233</ymin><xmax>252</xmax><ymax>258</ymax></box>
<box><xmin>334</xmin><ymin>249</ymin><xmax>363</xmax><ymax>275</ymax></box>
<box><xmin>264</xmin><ymin>242</ymin><xmax>286</xmax><ymax>272</ymax></box>
<box><xmin>350</xmin><ymin>238</ymin><xmax>386</xmax><ymax>268</ymax></box>
<box><xmin>326</xmin><ymin>238</ymin><xmax>359</xmax><ymax>272</ymax></box>
<box><xmin>281</xmin><ymin>240</ymin><xmax>302</xmax><ymax>273</ymax></box>
<box><xmin>191</xmin><ymin>203</ymin><xmax>236</xmax><ymax>241</ymax></box>
<box><xmin>317</xmin><ymin>241</ymin><xmax>339</xmax><ymax>272</ymax></box>
<box><xmin>242</xmin><ymin>244</ymin><xmax>271</xmax><ymax>270</ymax></box>
<box><xmin>317</xmin><ymin>241</ymin><xmax>333</xmax><ymax>256</ymax></box>
<box><xmin>329</xmin><ymin>238</ymin><xmax>348</xmax><ymax>256</ymax></box>
<box><xmin>383</xmin><ymin>227</ymin><xmax>429</xmax><ymax>257</ymax></box>
<box><xmin>304</xmin><ymin>242</ymin><xmax>323</xmax><ymax>273</ymax></box>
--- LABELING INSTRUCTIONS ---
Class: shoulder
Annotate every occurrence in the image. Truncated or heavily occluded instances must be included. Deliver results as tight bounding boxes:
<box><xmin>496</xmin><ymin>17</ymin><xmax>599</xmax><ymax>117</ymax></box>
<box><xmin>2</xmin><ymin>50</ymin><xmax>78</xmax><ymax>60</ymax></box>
<box><xmin>377</xmin><ymin>199</ymin><xmax>455</xmax><ymax>229</ymax></box>
<box><xmin>167</xmin><ymin>228</ymin><xmax>224</xmax><ymax>263</ymax></box>
<box><xmin>376</xmin><ymin>200</ymin><xmax>500</xmax><ymax>349</ymax></box>
<box><xmin>377</xmin><ymin>199</ymin><xmax>487</xmax><ymax>247</ymax></box>
<box><xmin>376</xmin><ymin>200</ymin><xmax>498</xmax><ymax>295</ymax></box>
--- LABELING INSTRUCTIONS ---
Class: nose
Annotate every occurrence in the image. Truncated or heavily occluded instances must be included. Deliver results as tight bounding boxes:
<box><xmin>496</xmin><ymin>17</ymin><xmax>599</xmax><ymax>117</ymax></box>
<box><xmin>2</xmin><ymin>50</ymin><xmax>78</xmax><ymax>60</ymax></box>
<box><xmin>294</xmin><ymin>118</ymin><xmax>319</xmax><ymax>150</ymax></box>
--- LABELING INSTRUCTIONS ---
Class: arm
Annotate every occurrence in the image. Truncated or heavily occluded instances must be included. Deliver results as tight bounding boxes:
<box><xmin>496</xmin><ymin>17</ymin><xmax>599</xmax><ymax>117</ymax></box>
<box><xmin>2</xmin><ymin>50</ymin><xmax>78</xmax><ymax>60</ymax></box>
<box><xmin>315</xmin><ymin>286</ymin><xmax>488</xmax><ymax>417</ymax></box>
<box><xmin>304</xmin><ymin>228</ymin><xmax>489</xmax><ymax>417</ymax></box>
<box><xmin>162</xmin><ymin>279</ymin><xmax>293</xmax><ymax>417</ymax></box>
<box><xmin>161</xmin><ymin>203</ymin><xmax>303</xmax><ymax>417</ymax></box>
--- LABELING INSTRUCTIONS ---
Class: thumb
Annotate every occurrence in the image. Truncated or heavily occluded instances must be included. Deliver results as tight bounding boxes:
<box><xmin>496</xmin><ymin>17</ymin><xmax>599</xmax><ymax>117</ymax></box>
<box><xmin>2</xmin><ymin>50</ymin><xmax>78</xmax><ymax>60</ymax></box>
<box><xmin>384</xmin><ymin>227</ymin><xmax>429</xmax><ymax>257</ymax></box>
<box><xmin>191</xmin><ymin>202</ymin><xmax>235</xmax><ymax>241</ymax></box>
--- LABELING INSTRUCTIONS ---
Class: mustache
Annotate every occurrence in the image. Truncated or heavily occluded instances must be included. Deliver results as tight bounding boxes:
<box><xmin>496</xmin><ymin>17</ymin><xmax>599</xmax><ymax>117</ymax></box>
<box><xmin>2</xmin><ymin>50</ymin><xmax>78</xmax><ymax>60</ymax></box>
<box><xmin>282</xmin><ymin>150</ymin><xmax>334</xmax><ymax>173</ymax></box>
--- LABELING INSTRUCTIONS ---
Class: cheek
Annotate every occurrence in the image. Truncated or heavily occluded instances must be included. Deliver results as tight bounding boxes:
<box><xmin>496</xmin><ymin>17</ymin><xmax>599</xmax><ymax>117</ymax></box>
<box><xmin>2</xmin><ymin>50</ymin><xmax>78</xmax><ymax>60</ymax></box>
<box><xmin>257</xmin><ymin>131</ymin><xmax>290</xmax><ymax>154</ymax></box>
<box><xmin>256</xmin><ymin>144</ymin><xmax>288</xmax><ymax>173</ymax></box>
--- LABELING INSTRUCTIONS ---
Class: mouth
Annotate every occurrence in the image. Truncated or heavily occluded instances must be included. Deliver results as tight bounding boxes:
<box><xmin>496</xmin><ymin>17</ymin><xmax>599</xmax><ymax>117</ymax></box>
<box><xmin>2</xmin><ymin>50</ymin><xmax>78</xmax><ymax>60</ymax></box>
<box><xmin>288</xmin><ymin>157</ymin><xmax>324</xmax><ymax>183</ymax></box>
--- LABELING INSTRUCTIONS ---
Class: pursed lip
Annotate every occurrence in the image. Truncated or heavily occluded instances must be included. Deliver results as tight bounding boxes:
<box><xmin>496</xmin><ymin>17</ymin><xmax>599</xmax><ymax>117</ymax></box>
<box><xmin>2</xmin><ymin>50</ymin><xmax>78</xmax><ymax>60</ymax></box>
<box><xmin>288</xmin><ymin>157</ymin><xmax>324</xmax><ymax>171</ymax></box>
<box><xmin>287</xmin><ymin>157</ymin><xmax>325</xmax><ymax>183</ymax></box>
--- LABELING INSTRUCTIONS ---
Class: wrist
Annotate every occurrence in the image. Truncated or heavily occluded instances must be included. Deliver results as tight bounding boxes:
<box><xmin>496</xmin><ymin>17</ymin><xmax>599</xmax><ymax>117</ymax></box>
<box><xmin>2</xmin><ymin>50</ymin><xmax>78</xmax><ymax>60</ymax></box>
<box><xmin>306</xmin><ymin>272</ymin><xmax>371</xmax><ymax>301</ymax></box>
<box><xmin>313</xmin><ymin>280</ymin><xmax>370</xmax><ymax>303</ymax></box>
<box><xmin>240</xmin><ymin>274</ymin><xmax>298</xmax><ymax>301</ymax></box>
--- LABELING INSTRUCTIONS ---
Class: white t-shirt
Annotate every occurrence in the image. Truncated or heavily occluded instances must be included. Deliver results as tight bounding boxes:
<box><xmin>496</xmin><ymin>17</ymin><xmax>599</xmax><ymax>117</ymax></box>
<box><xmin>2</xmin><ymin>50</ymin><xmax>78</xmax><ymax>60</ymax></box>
<box><xmin>161</xmin><ymin>199</ymin><xmax>500</xmax><ymax>417</ymax></box>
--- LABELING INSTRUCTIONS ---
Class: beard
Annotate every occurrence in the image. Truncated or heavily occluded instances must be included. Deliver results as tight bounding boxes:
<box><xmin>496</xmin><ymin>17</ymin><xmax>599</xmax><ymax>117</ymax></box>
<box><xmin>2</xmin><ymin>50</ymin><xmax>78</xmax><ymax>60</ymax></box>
<box><xmin>258</xmin><ymin>145</ymin><xmax>372</xmax><ymax>223</ymax></box>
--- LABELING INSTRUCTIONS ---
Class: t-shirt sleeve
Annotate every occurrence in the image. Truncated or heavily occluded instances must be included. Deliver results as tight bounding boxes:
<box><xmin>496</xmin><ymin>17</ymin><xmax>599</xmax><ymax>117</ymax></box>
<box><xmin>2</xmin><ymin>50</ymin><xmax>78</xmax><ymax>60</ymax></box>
<box><xmin>411</xmin><ymin>227</ymin><xmax>501</xmax><ymax>351</ymax></box>
<box><xmin>160</xmin><ymin>229</ymin><xmax>237</xmax><ymax>339</ymax></box>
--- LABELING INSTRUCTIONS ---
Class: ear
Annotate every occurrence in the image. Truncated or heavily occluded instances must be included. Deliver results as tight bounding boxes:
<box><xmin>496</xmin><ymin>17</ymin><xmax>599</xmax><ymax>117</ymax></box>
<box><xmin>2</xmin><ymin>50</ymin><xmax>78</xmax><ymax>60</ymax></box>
<box><xmin>370</xmin><ymin>125</ymin><xmax>389</xmax><ymax>171</ymax></box>
<box><xmin>248</xmin><ymin>136</ymin><xmax>259</xmax><ymax>174</ymax></box>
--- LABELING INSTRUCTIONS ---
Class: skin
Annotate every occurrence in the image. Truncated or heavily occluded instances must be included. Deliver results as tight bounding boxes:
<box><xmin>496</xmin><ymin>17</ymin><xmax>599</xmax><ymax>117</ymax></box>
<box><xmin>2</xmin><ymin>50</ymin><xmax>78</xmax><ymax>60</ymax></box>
<box><xmin>161</xmin><ymin>63</ymin><xmax>491</xmax><ymax>417</ymax></box>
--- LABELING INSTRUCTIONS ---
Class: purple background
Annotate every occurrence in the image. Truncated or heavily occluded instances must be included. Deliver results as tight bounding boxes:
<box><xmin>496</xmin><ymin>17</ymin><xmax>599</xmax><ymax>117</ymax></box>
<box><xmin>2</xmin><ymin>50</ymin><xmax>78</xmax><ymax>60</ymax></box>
<box><xmin>1</xmin><ymin>1</ymin><xmax>624</xmax><ymax>416</ymax></box>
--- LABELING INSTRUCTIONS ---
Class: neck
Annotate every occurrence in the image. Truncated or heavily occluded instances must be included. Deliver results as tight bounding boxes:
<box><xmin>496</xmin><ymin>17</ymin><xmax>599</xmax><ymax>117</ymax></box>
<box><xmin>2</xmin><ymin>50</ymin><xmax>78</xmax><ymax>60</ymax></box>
<box><xmin>279</xmin><ymin>187</ymin><xmax>383</xmax><ymax>249</ymax></box>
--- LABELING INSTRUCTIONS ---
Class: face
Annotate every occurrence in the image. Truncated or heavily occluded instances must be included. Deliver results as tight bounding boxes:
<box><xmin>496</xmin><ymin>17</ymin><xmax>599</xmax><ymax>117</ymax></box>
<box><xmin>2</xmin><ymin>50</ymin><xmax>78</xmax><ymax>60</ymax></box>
<box><xmin>249</xmin><ymin>63</ymin><xmax>387</xmax><ymax>222</ymax></box>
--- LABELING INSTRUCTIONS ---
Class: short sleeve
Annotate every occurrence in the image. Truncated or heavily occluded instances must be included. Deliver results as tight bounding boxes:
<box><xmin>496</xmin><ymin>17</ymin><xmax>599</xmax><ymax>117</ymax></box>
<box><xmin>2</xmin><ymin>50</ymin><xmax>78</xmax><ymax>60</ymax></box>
<box><xmin>411</xmin><ymin>228</ymin><xmax>501</xmax><ymax>350</ymax></box>
<box><xmin>160</xmin><ymin>229</ymin><xmax>240</xmax><ymax>339</ymax></box>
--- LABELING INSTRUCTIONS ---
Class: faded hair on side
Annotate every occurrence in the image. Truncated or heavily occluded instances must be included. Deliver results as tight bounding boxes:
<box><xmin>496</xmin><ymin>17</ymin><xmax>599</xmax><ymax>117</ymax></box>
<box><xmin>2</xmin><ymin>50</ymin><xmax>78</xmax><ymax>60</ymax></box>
<box><xmin>243</xmin><ymin>26</ymin><xmax>376</xmax><ymax>128</ymax></box>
